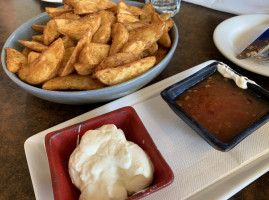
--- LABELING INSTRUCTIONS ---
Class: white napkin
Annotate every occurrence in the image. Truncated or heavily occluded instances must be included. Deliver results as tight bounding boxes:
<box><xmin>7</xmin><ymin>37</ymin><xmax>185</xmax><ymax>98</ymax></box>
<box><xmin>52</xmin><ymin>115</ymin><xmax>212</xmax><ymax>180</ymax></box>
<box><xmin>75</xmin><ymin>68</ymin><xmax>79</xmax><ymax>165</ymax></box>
<box><xmin>133</xmin><ymin>95</ymin><xmax>269</xmax><ymax>199</ymax></box>
<box><xmin>183</xmin><ymin>0</ymin><xmax>269</xmax><ymax>15</ymax></box>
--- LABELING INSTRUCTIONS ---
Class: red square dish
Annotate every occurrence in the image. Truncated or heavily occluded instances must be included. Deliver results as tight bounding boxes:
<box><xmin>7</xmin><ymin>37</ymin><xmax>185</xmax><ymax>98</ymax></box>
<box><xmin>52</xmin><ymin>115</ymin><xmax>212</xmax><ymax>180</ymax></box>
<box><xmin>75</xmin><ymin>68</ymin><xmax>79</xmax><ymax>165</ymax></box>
<box><xmin>45</xmin><ymin>106</ymin><xmax>174</xmax><ymax>200</ymax></box>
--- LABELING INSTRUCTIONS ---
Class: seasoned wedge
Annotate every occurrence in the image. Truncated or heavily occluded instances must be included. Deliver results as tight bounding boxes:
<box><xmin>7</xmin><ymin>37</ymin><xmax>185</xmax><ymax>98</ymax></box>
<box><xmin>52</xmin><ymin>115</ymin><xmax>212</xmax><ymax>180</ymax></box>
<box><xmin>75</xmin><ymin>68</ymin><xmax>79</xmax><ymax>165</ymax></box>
<box><xmin>75</xmin><ymin>43</ymin><xmax>110</xmax><ymax>75</ymax></box>
<box><xmin>42</xmin><ymin>74</ymin><xmax>105</xmax><ymax>90</ymax></box>
<box><xmin>27</xmin><ymin>52</ymin><xmax>40</xmax><ymax>64</ymax></box>
<box><xmin>128</xmin><ymin>22</ymin><xmax>165</xmax><ymax>48</ymax></box>
<box><xmin>109</xmin><ymin>23</ymin><xmax>129</xmax><ymax>55</ymax></box>
<box><xmin>18</xmin><ymin>40</ymin><xmax>48</xmax><ymax>52</ymax></box>
<box><xmin>94</xmin><ymin>52</ymin><xmax>140</xmax><ymax>73</ymax></box>
<box><xmin>45</xmin><ymin>7</ymin><xmax>73</xmax><ymax>18</ymax></box>
<box><xmin>32</xmin><ymin>24</ymin><xmax>45</xmax><ymax>33</ymax></box>
<box><xmin>59</xmin><ymin>28</ymin><xmax>93</xmax><ymax>76</ymax></box>
<box><xmin>55</xmin><ymin>14</ymin><xmax>101</xmax><ymax>40</ymax></box>
<box><xmin>74</xmin><ymin>0</ymin><xmax>116</xmax><ymax>14</ymax></box>
<box><xmin>5</xmin><ymin>47</ymin><xmax>27</xmax><ymax>73</ymax></box>
<box><xmin>95</xmin><ymin>56</ymin><xmax>156</xmax><ymax>85</ymax></box>
<box><xmin>18</xmin><ymin>38</ymin><xmax>64</xmax><ymax>85</ymax></box>
<box><xmin>43</xmin><ymin>20</ymin><xmax>61</xmax><ymax>45</ymax></box>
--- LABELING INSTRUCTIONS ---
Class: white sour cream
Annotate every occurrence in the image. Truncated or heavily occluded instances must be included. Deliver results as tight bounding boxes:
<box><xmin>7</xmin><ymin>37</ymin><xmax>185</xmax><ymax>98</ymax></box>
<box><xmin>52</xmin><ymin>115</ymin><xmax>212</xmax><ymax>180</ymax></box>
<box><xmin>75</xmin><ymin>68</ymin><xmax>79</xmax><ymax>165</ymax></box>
<box><xmin>217</xmin><ymin>63</ymin><xmax>256</xmax><ymax>89</ymax></box>
<box><xmin>69</xmin><ymin>124</ymin><xmax>154</xmax><ymax>200</ymax></box>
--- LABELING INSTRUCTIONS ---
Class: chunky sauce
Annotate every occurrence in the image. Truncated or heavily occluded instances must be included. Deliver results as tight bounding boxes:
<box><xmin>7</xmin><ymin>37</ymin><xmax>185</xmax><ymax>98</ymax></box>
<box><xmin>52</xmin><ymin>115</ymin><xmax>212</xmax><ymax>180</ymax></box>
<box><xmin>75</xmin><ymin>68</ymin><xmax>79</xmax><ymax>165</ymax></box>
<box><xmin>175</xmin><ymin>72</ymin><xmax>269</xmax><ymax>142</ymax></box>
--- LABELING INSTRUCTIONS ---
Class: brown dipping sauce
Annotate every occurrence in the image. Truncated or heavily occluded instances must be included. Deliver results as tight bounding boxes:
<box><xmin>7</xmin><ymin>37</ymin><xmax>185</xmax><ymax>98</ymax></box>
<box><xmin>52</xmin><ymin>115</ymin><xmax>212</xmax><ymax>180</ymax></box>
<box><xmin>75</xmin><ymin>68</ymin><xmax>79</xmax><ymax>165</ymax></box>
<box><xmin>175</xmin><ymin>72</ymin><xmax>269</xmax><ymax>142</ymax></box>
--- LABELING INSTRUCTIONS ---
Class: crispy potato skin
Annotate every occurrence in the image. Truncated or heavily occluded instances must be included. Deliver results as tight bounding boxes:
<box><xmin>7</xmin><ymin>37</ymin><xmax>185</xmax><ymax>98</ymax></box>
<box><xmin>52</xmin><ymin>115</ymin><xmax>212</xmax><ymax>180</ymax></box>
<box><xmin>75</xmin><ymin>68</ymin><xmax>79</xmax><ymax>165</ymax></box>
<box><xmin>5</xmin><ymin>47</ymin><xmax>27</xmax><ymax>73</ymax></box>
<box><xmin>128</xmin><ymin>22</ymin><xmax>165</xmax><ymax>49</ymax></box>
<box><xmin>109</xmin><ymin>23</ymin><xmax>129</xmax><ymax>56</ymax></box>
<box><xmin>95</xmin><ymin>56</ymin><xmax>156</xmax><ymax>85</ymax></box>
<box><xmin>75</xmin><ymin>43</ymin><xmax>110</xmax><ymax>75</ymax></box>
<box><xmin>42</xmin><ymin>74</ymin><xmax>105</xmax><ymax>90</ymax></box>
<box><xmin>18</xmin><ymin>38</ymin><xmax>65</xmax><ymax>85</ymax></box>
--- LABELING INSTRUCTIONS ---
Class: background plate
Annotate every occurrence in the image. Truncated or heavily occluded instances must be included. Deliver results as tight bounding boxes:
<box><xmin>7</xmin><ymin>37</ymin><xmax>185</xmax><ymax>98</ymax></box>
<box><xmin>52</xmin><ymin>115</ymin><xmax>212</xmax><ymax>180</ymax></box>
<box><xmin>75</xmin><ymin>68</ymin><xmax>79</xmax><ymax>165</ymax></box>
<box><xmin>213</xmin><ymin>14</ymin><xmax>269</xmax><ymax>77</ymax></box>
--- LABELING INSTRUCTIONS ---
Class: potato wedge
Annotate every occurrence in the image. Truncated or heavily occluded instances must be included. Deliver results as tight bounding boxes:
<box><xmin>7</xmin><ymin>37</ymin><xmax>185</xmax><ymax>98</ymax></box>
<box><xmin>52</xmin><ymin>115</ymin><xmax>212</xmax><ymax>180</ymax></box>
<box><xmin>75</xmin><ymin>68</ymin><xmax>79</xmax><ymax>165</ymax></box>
<box><xmin>74</xmin><ymin>0</ymin><xmax>116</xmax><ymax>14</ymax></box>
<box><xmin>32</xmin><ymin>35</ymin><xmax>44</xmax><ymax>42</ymax></box>
<box><xmin>123</xmin><ymin>21</ymin><xmax>148</xmax><ymax>31</ymax></box>
<box><xmin>43</xmin><ymin>20</ymin><xmax>61</xmax><ymax>45</ymax></box>
<box><xmin>160</xmin><ymin>13</ymin><xmax>171</xmax><ymax>21</ymax></box>
<box><xmin>166</xmin><ymin>19</ymin><xmax>175</xmax><ymax>31</ymax></box>
<box><xmin>158</xmin><ymin>28</ymin><xmax>171</xmax><ymax>48</ymax></box>
<box><xmin>92</xmin><ymin>11</ymin><xmax>112</xmax><ymax>44</ymax></box>
<box><xmin>151</xmin><ymin>10</ymin><xmax>162</xmax><ymax>23</ymax></box>
<box><xmin>143</xmin><ymin>42</ymin><xmax>158</xmax><ymax>57</ymax></box>
<box><xmin>117</xmin><ymin>0</ymin><xmax>142</xmax><ymax>16</ymax></box>
<box><xmin>107</xmin><ymin>11</ymin><xmax>116</xmax><ymax>24</ymax></box>
<box><xmin>117</xmin><ymin>0</ymin><xmax>132</xmax><ymax>15</ymax></box>
<box><xmin>45</xmin><ymin>7</ymin><xmax>73</xmax><ymax>18</ymax></box>
<box><xmin>27</xmin><ymin>52</ymin><xmax>40</xmax><ymax>64</ymax></box>
<box><xmin>22</xmin><ymin>47</ymin><xmax>32</xmax><ymax>57</ymax></box>
<box><xmin>126</xmin><ymin>4</ymin><xmax>142</xmax><ymax>16</ymax></box>
<box><xmin>54</xmin><ymin>12</ymin><xmax>80</xmax><ymax>20</ymax></box>
<box><xmin>58</xmin><ymin>47</ymin><xmax>75</xmax><ymax>76</ymax></box>
<box><xmin>117</xmin><ymin>13</ymin><xmax>139</xmax><ymax>23</ymax></box>
<box><xmin>5</xmin><ymin>47</ymin><xmax>27</xmax><ymax>73</ymax></box>
<box><xmin>75</xmin><ymin>43</ymin><xmax>110</xmax><ymax>75</ymax></box>
<box><xmin>63</xmin><ymin>0</ymin><xmax>80</xmax><ymax>7</ymax></box>
<box><xmin>152</xmin><ymin>12</ymin><xmax>173</xmax><ymax>48</ymax></box>
<box><xmin>92</xmin><ymin>24</ymin><xmax>111</xmax><ymax>44</ymax></box>
<box><xmin>107</xmin><ymin>5</ymin><xmax>118</xmax><ymax>14</ymax></box>
<box><xmin>55</xmin><ymin>14</ymin><xmax>101</xmax><ymax>40</ymax></box>
<box><xmin>109</xmin><ymin>23</ymin><xmax>129</xmax><ymax>56</ymax></box>
<box><xmin>120</xmin><ymin>40</ymin><xmax>146</xmax><ymax>57</ymax></box>
<box><xmin>140</xmin><ymin>2</ymin><xmax>154</xmax><ymax>22</ymax></box>
<box><xmin>154</xmin><ymin>46</ymin><xmax>169</xmax><ymax>64</ymax></box>
<box><xmin>63</xmin><ymin>3</ymin><xmax>73</xmax><ymax>9</ymax></box>
<box><xmin>128</xmin><ymin>22</ymin><xmax>165</xmax><ymax>48</ymax></box>
<box><xmin>32</xmin><ymin>24</ymin><xmax>45</xmax><ymax>33</ymax></box>
<box><xmin>18</xmin><ymin>38</ymin><xmax>65</xmax><ymax>85</ymax></box>
<box><xmin>18</xmin><ymin>40</ymin><xmax>48</xmax><ymax>52</ymax></box>
<box><xmin>42</xmin><ymin>74</ymin><xmax>105</xmax><ymax>90</ymax></box>
<box><xmin>62</xmin><ymin>35</ymin><xmax>76</xmax><ymax>49</ymax></box>
<box><xmin>94</xmin><ymin>52</ymin><xmax>140</xmax><ymax>73</ymax></box>
<box><xmin>59</xmin><ymin>28</ymin><xmax>93</xmax><ymax>76</ymax></box>
<box><xmin>100</xmin><ymin>10</ymin><xmax>114</xmax><ymax>26</ymax></box>
<box><xmin>95</xmin><ymin>56</ymin><xmax>156</xmax><ymax>85</ymax></box>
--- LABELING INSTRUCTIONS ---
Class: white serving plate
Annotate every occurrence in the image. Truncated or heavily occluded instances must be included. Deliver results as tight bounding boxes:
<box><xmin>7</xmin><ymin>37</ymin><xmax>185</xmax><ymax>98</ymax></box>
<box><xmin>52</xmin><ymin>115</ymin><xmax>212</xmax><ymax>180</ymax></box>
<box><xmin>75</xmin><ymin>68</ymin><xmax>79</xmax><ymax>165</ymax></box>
<box><xmin>213</xmin><ymin>14</ymin><xmax>269</xmax><ymax>77</ymax></box>
<box><xmin>24</xmin><ymin>60</ymin><xmax>269</xmax><ymax>200</ymax></box>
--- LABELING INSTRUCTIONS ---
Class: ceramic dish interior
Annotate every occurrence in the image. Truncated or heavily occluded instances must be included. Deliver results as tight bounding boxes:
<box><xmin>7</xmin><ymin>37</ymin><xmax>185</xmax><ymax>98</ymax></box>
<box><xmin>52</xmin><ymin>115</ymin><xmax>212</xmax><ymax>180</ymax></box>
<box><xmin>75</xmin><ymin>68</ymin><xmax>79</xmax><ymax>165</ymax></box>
<box><xmin>1</xmin><ymin>0</ymin><xmax>178</xmax><ymax>105</ymax></box>
<box><xmin>161</xmin><ymin>61</ymin><xmax>269</xmax><ymax>151</ymax></box>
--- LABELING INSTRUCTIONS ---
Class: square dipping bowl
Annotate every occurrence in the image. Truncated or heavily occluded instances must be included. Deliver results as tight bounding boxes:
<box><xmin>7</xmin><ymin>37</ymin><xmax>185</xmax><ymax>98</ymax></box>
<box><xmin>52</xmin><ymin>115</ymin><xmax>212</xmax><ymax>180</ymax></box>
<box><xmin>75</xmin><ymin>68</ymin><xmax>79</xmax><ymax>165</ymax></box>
<box><xmin>161</xmin><ymin>61</ymin><xmax>269</xmax><ymax>151</ymax></box>
<box><xmin>45</xmin><ymin>106</ymin><xmax>174</xmax><ymax>200</ymax></box>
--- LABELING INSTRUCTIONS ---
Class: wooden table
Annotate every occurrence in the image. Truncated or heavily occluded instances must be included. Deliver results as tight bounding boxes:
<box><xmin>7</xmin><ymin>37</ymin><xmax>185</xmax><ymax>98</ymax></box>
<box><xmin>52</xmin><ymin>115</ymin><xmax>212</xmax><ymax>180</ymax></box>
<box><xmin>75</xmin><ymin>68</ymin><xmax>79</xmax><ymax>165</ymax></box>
<box><xmin>0</xmin><ymin>0</ymin><xmax>268</xmax><ymax>199</ymax></box>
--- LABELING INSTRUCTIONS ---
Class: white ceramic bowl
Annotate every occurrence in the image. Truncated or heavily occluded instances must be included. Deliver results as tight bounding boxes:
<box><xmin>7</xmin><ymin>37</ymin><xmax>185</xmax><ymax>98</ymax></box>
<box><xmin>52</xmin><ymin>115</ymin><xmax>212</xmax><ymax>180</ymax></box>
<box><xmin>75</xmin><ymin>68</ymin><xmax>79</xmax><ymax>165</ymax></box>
<box><xmin>1</xmin><ymin>1</ymin><xmax>178</xmax><ymax>104</ymax></box>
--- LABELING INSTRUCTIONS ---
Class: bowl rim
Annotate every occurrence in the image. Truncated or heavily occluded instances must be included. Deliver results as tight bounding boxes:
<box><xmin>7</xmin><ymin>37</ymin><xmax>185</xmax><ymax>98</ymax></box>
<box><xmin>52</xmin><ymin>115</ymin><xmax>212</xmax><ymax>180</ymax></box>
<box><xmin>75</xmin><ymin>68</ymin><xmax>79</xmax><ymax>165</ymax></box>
<box><xmin>1</xmin><ymin>0</ymin><xmax>178</xmax><ymax>100</ymax></box>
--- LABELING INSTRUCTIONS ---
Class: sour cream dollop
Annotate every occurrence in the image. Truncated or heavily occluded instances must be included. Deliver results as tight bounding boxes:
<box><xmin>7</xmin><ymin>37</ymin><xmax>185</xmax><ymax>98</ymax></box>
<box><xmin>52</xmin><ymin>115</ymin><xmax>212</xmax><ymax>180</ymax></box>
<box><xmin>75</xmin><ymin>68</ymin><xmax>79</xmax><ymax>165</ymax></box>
<box><xmin>69</xmin><ymin>124</ymin><xmax>154</xmax><ymax>200</ymax></box>
<box><xmin>217</xmin><ymin>63</ymin><xmax>256</xmax><ymax>89</ymax></box>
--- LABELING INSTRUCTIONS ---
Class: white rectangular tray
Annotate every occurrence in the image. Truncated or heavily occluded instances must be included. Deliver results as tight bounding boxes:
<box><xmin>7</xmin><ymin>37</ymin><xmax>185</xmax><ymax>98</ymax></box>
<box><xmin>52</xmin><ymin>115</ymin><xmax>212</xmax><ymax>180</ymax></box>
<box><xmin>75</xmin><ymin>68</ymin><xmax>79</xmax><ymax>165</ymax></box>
<box><xmin>24</xmin><ymin>60</ymin><xmax>269</xmax><ymax>200</ymax></box>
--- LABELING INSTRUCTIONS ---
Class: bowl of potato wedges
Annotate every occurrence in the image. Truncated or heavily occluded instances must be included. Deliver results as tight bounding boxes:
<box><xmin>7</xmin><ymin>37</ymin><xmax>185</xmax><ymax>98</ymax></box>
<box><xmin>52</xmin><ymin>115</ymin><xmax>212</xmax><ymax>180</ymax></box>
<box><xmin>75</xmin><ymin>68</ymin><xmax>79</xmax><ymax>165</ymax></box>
<box><xmin>1</xmin><ymin>0</ymin><xmax>178</xmax><ymax>105</ymax></box>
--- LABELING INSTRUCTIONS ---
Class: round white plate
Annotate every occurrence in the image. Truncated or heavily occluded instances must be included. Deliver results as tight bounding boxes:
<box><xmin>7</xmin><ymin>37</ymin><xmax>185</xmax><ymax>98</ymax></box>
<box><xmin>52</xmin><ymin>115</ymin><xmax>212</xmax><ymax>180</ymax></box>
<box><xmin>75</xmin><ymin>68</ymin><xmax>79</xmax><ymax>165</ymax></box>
<box><xmin>213</xmin><ymin>14</ymin><xmax>269</xmax><ymax>77</ymax></box>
